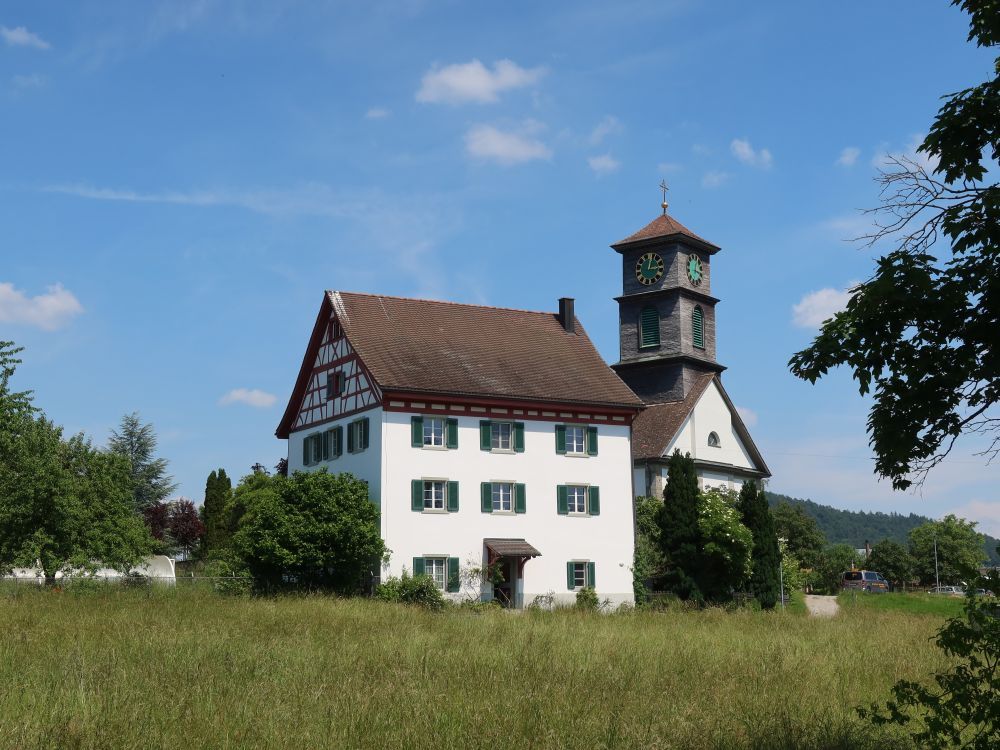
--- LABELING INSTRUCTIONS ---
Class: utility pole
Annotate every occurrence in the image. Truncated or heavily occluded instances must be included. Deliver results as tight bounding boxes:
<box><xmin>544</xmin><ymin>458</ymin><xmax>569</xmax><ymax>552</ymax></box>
<box><xmin>934</xmin><ymin>533</ymin><xmax>940</xmax><ymax>591</ymax></box>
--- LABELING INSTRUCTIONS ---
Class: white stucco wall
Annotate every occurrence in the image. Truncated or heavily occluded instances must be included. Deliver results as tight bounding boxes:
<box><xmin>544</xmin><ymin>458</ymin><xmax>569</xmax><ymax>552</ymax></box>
<box><xmin>380</xmin><ymin>412</ymin><xmax>635</xmax><ymax>607</ymax></box>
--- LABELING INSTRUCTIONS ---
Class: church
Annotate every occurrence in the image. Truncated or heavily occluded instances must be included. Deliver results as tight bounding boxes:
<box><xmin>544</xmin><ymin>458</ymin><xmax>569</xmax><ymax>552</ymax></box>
<box><xmin>276</xmin><ymin>198</ymin><xmax>769</xmax><ymax>607</ymax></box>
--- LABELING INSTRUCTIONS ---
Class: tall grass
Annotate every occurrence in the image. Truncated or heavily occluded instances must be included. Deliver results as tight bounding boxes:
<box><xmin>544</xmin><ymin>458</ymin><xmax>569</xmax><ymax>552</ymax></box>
<box><xmin>0</xmin><ymin>587</ymin><xmax>948</xmax><ymax>749</ymax></box>
<box><xmin>837</xmin><ymin>591</ymin><xmax>966</xmax><ymax>619</ymax></box>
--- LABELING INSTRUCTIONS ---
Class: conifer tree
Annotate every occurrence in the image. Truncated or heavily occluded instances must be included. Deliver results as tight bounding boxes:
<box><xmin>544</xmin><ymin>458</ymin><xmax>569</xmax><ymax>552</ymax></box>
<box><xmin>739</xmin><ymin>481</ymin><xmax>782</xmax><ymax>609</ymax></box>
<box><xmin>200</xmin><ymin>468</ymin><xmax>232</xmax><ymax>557</ymax></box>
<box><xmin>657</xmin><ymin>450</ymin><xmax>703</xmax><ymax>602</ymax></box>
<box><xmin>108</xmin><ymin>412</ymin><xmax>176</xmax><ymax>513</ymax></box>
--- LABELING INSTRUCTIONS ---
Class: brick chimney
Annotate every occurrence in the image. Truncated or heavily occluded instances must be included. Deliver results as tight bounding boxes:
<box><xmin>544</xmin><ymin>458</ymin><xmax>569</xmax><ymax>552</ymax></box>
<box><xmin>558</xmin><ymin>297</ymin><xmax>575</xmax><ymax>333</ymax></box>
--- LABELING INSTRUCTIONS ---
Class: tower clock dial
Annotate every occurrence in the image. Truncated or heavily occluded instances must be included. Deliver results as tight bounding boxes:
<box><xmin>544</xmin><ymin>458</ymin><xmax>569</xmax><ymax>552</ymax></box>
<box><xmin>686</xmin><ymin>254</ymin><xmax>704</xmax><ymax>286</ymax></box>
<box><xmin>635</xmin><ymin>252</ymin><xmax>665</xmax><ymax>285</ymax></box>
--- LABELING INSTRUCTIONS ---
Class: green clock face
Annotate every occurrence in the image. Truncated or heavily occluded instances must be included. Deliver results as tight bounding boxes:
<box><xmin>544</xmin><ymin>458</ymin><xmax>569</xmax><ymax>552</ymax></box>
<box><xmin>635</xmin><ymin>252</ymin><xmax>665</xmax><ymax>285</ymax></box>
<box><xmin>686</xmin><ymin>254</ymin><xmax>704</xmax><ymax>286</ymax></box>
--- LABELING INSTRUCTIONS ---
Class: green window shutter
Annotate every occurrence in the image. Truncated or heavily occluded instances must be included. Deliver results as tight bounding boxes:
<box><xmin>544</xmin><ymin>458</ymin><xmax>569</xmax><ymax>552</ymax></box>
<box><xmin>362</xmin><ymin>418</ymin><xmax>370</xmax><ymax>450</ymax></box>
<box><xmin>693</xmin><ymin>306</ymin><xmax>705</xmax><ymax>349</ymax></box>
<box><xmin>411</xmin><ymin>416</ymin><xmax>423</xmax><ymax>447</ymax></box>
<box><xmin>588</xmin><ymin>486</ymin><xmax>601</xmax><ymax>516</ymax></box>
<box><xmin>412</xmin><ymin>557</ymin><xmax>425</xmax><ymax>577</ymax></box>
<box><xmin>446</xmin><ymin>418</ymin><xmax>458</xmax><ymax>449</ymax></box>
<box><xmin>347</xmin><ymin>423</ymin><xmax>355</xmax><ymax>453</ymax></box>
<box><xmin>557</xmin><ymin>485</ymin><xmax>568</xmax><ymax>515</ymax></box>
<box><xmin>587</xmin><ymin>562</ymin><xmax>596</xmax><ymax>589</ymax></box>
<box><xmin>334</xmin><ymin>426</ymin><xmax>343</xmax><ymax>457</ymax></box>
<box><xmin>639</xmin><ymin>306</ymin><xmax>660</xmax><ymax>348</ymax></box>
<box><xmin>514</xmin><ymin>483</ymin><xmax>526</xmax><ymax>514</ymax></box>
<box><xmin>514</xmin><ymin>422</ymin><xmax>525</xmax><ymax>453</ymax></box>
<box><xmin>479</xmin><ymin>420</ymin><xmax>491</xmax><ymax>451</ymax></box>
<box><xmin>447</xmin><ymin>481</ymin><xmax>459</xmax><ymax>512</ymax></box>
<box><xmin>302</xmin><ymin>438</ymin><xmax>310</xmax><ymax>466</ymax></box>
<box><xmin>411</xmin><ymin>480</ymin><xmax>423</xmax><ymax>512</ymax></box>
<box><xmin>447</xmin><ymin>557</ymin><xmax>460</xmax><ymax>593</ymax></box>
<box><xmin>586</xmin><ymin>426</ymin><xmax>598</xmax><ymax>456</ymax></box>
<box><xmin>566</xmin><ymin>562</ymin><xmax>575</xmax><ymax>590</ymax></box>
<box><xmin>555</xmin><ymin>425</ymin><xmax>567</xmax><ymax>454</ymax></box>
<box><xmin>480</xmin><ymin>482</ymin><xmax>492</xmax><ymax>513</ymax></box>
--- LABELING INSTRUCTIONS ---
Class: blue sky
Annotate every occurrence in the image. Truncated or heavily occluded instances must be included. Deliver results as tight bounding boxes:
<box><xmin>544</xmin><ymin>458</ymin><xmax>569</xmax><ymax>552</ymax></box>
<box><xmin>3</xmin><ymin>1</ymin><xmax>998</xmax><ymax>534</ymax></box>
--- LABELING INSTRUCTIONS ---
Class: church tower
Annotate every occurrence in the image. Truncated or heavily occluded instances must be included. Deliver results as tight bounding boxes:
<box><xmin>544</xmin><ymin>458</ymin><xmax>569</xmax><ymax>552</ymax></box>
<box><xmin>610</xmin><ymin>196</ymin><xmax>724</xmax><ymax>403</ymax></box>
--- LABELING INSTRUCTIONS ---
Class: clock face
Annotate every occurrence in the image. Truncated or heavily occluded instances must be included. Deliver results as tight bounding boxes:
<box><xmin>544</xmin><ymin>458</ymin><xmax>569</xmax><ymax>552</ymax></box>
<box><xmin>635</xmin><ymin>252</ymin><xmax>665</xmax><ymax>285</ymax></box>
<box><xmin>686</xmin><ymin>254</ymin><xmax>704</xmax><ymax>286</ymax></box>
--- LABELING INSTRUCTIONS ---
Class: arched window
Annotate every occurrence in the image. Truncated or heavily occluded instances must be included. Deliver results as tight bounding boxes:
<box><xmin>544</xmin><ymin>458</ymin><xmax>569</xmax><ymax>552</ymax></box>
<box><xmin>639</xmin><ymin>306</ymin><xmax>660</xmax><ymax>349</ymax></box>
<box><xmin>707</xmin><ymin>431</ymin><xmax>721</xmax><ymax>448</ymax></box>
<box><xmin>692</xmin><ymin>305</ymin><xmax>705</xmax><ymax>349</ymax></box>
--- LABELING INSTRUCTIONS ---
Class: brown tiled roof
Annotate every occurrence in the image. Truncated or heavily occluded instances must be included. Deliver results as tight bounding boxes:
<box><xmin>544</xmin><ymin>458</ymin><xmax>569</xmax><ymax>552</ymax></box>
<box><xmin>612</xmin><ymin>213</ymin><xmax>719</xmax><ymax>250</ymax></box>
<box><xmin>331</xmin><ymin>291</ymin><xmax>643</xmax><ymax>408</ymax></box>
<box><xmin>485</xmin><ymin>538</ymin><xmax>542</xmax><ymax>557</ymax></box>
<box><xmin>631</xmin><ymin>372</ymin><xmax>714</xmax><ymax>460</ymax></box>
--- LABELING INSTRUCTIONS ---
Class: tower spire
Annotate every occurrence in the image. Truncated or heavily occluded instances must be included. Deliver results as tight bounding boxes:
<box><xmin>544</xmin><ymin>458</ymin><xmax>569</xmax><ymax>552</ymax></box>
<box><xmin>658</xmin><ymin>180</ymin><xmax>669</xmax><ymax>215</ymax></box>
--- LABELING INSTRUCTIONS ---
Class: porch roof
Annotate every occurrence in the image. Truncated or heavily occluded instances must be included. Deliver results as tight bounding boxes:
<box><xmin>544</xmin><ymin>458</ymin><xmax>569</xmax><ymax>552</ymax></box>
<box><xmin>485</xmin><ymin>538</ymin><xmax>542</xmax><ymax>558</ymax></box>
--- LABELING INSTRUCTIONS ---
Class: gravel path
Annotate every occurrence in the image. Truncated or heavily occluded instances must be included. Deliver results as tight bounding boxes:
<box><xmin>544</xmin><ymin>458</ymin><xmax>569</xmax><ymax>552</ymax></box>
<box><xmin>804</xmin><ymin>594</ymin><xmax>840</xmax><ymax>617</ymax></box>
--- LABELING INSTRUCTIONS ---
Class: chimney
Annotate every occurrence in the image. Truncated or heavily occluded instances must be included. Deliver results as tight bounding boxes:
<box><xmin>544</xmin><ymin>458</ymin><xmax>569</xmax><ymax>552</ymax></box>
<box><xmin>558</xmin><ymin>297</ymin><xmax>575</xmax><ymax>333</ymax></box>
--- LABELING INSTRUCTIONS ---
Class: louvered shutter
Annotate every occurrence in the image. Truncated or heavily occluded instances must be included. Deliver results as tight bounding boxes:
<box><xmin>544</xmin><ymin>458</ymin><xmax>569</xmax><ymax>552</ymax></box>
<box><xmin>411</xmin><ymin>480</ymin><xmax>423</xmax><ymax>512</ymax></box>
<box><xmin>588</xmin><ymin>486</ymin><xmax>601</xmax><ymax>516</ymax></box>
<box><xmin>566</xmin><ymin>562</ymin><xmax>575</xmax><ymax>590</ymax></box>
<box><xmin>587</xmin><ymin>562</ymin><xmax>596</xmax><ymax>589</ymax></box>
<box><xmin>447</xmin><ymin>481</ymin><xmax>459</xmax><ymax>512</ymax></box>
<box><xmin>411</xmin><ymin>416</ymin><xmax>423</xmax><ymax>447</ymax></box>
<box><xmin>640</xmin><ymin>306</ymin><xmax>660</xmax><ymax>348</ymax></box>
<box><xmin>480</xmin><ymin>482</ymin><xmax>492</xmax><ymax>513</ymax></box>
<box><xmin>347</xmin><ymin>423</ymin><xmax>355</xmax><ymax>453</ymax></box>
<box><xmin>557</xmin><ymin>485</ymin><xmax>568</xmax><ymax>515</ymax></box>
<box><xmin>479</xmin><ymin>421</ymin><xmax>491</xmax><ymax>450</ymax></box>
<box><xmin>447</xmin><ymin>557</ymin><xmax>460</xmax><ymax>592</ymax></box>
<box><xmin>412</xmin><ymin>557</ymin><xmax>425</xmax><ymax>577</ymax></box>
<box><xmin>514</xmin><ymin>423</ymin><xmax>525</xmax><ymax>453</ymax></box>
<box><xmin>514</xmin><ymin>483</ymin><xmax>526</xmax><ymax>514</ymax></box>
<box><xmin>302</xmin><ymin>438</ymin><xmax>310</xmax><ymax>466</ymax></box>
<box><xmin>555</xmin><ymin>425</ymin><xmax>567</xmax><ymax>454</ymax></box>
<box><xmin>693</xmin><ymin>306</ymin><xmax>704</xmax><ymax>349</ymax></box>
<box><xmin>586</xmin><ymin>426</ymin><xmax>598</xmax><ymax>456</ymax></box>
<box><xmin>446</xmin><ymin>418</ymin><xmax>458</xmax><ymax>449</ymax></box>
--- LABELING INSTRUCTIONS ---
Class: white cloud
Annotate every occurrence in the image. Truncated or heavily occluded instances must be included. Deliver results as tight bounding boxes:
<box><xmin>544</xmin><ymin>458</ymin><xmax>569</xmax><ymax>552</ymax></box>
<box><xmin>792</xmin><ymin>283</ymin><xmax>857</xmax><ymax>328</ymax></box>
<box><xmin>701</xmin><ymin>170</ymin><xmax>729</xmax><ymax>188</ymax></box>
<box><xmin>588</xmin><ymin>115</ymin><xmax>622</xmax><ymax>146</ymax></box>
<box><xmin>0</xmin><ymin>282</ymin><xmax>83</xmax><ymax>330</ymax></box>
<box><xmin>947</xmin><ymin>500</ymin><xmax>1000</xmax><ymax>538</ymax></box>
<box><xmin>730</xmin><ymin>138</ymin><xmax>773</xmax><ymax>169</ymax></box>
<box><xmin>416</xmin><ymin>59</ymin><xmax>544</xmax><ymax>104</ymax></box>
<box><xmin>1</xmin><ymin>25</ymin><xmax>50</xmax><ymax>50</ymax></box>
<box><xmin>365</xmin><ymin>107</ymin><xmax>389</xmax><ymax>119</ymax></box>
<box><xmin>735</xmin><ymin>406</ymin><xmax>758</xmax><ymax>428</ymax></box>
<box><xmin>464</xmin><ymin>124</ymin><xmax>551</xmax><ymax>165</ymax></box>
<box><xmin>11</xmin><ymin>73</ymin><xmax>46</xmax><ymax>89</ymax></box>
<box><xmin>872</xmin><ymin>134</ymin><xmax>939</xmax><ymax>173</ymax></box>
<box><xmin>837</xmin><ymin>146</ymin><xmax>860</xmax><ymax>167</ymax></box>
<box><xmin>587</xmin><ymin>153</ymin><xmax>620</xmax><ymax>175</ymax></box>
<box><xmin>218</xmin><ymin>388</ymin><xmax>277</xmax><ymax>408</ymax></box>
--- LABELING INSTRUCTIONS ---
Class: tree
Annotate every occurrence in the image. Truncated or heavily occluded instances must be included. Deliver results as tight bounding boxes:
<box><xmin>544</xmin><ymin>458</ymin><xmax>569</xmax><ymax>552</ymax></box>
<box><xmin>200</xmin><ymin>468</ymin><xmax>233</xmax><ymax>557</ymax></box>
<box><xmin>143</xmin><ymin>502</ymin><xmax>171</xmax><ymax>544</ymax></box>
<box><xmin>632</xmin><ymin>495</ymin><xmax>666</xmax><ymax>604</ymax></box>
<box><xmin>909</xmin><ymin>515</ymin><xmax>986</xmax><ymax>585</ymax></box>
<box><xmin>656</xmin><ymin>450</ymin><xmax>703</xmax><ymax>601</ymax></box>
<box><xmin>815</xmin><ymin>544</ymin><xmax>859</xmax><ymax>594</ymax></box>
<box><xmin>274</xmin><ymin>457</ymin><xmax>288</xmax><ymax>477</ymax></box>
<box><xmin>740</xmin><ymin>482</ymin><xmax>782</xmax><ymax>609</ymax></box>
<box><xmin>168</xmin><ymin>499</ymin><xmax>205</xmax><ymax>558</ymax></box>
<box><xmin>697</xmin><ymin>487</ymin><xmax>753</xmax><ymax>601</ymax></box>
<box><xmin>108</xmin><ymin>412</ymin><xmax>176</xmax><ymax>512</ymax></box>
<box><xmin>231</xmin><ymin>469</ymin><xmax>385</xmax><ymax>592</ymax></box>
<box><xmin>771</xmin><ymin>502</ymin><xmax>827</xmax><ymax>569</ymax></box>
<box><xmin>789</xmin><ymin>0</ymin><xmax>1000</xmax><ymax>490</ymax></box>
<box><xmin>868</xmin><ymin>539</ymin><xmax>917</xmax><ymax>590</ymax></box>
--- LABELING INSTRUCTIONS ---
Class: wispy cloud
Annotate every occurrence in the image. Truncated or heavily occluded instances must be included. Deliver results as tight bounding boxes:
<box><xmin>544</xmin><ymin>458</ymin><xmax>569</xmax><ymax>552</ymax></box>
<box><xmin>219</xmin><ymin>388</ymin><xmax>277</xmax><ymax>408</ymax></box>
<box><xmin>735</xmin><ymin>406</ymin><xmax>758</xmax><ymax>428</ymax></box>
<box><xmin>365</xmin><ymin>107</ymin><xmax>390</xmax><ymax>119</ymax></box>
<box><xmin>11</xmin><ymin>73</ymin><xmax>46</xmax><ymax>90</ymax></box>
<box><xmin>0</xmin><ymin>282</ymin><xmax>83</xmax><ymax>330</ymax></box>
<box><xmin>701</xmin><ymin>170</ymin><xmax>729</xmax><ymax>189</ymax></box>
<box><xmin>836</xmin><ymin>146</ymin><xmax>860</xmax><ymax>167</ymax></box>
<box><xmin>730</xmin><ymin>138</ymin><xmax>773</xmax><ymax>169</ymax></box>
<box><xmin>588</xmin><ymin>115</ymin><xmax>622</xmax><ymax>146</ymax></box>
<box><xmin>872</xmin><ymin>134</ymin><xmax>939</xmax><ymax>172</ymax></box>
<box><xmin>416</xmin><ymin>59</ymin><xmax>544</xmax><ymax>104</ymax></box>
<box><xmin>464</xmin><ymin>123</ymin><xmax>551</xmax><ymax>165</ymax></box>
<box><xmin>587</xmin><ymin>153</ymin><xmax>620</xmax><ymax>175</ymax></box>
<box><xmin>792</xmin><ymin>282</ymin><xmax>857</xmax><ymax>328</ymax></box>
<box><xmin>1</xmin><ymin>25</ymin><xmax>50</xmax><ymax>50</ymax></box>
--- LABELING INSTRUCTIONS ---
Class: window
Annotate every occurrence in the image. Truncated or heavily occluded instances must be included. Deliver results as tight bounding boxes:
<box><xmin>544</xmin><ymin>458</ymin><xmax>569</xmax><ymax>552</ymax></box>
<box><xmin>639</xmin><ymin>306</ymin><xmax>660</xmax><ymax>348</ymax></box>
<box><xmin>567</xmin><ymin>485</ymin><xmax>587</xmax><ymax>514</ymax></box>
<box><xmin>311</xmin><ymin>433</ymin><xmax>322</xmax><ymax>464</ymax></box>
<box><xmin>692</xmin><ymin>305</ymin><xmax>705</xmax><ymax>349</ymax></box>
<box><xmin>491</xmin><ymin>421</ymin><xmax>512</xmax><ymax>451</ymax></box>
<box><xmin>424</xmin><ymin>480</ymin><xmax>445</xmax><ymax>511</ymax></box>
<box><xmin>707</xmin><ymin>431</ymin><xmax>721</xmax><ymax>448</ymax></box>
<box><xmin>348</xmin><ymin>417</ymin><xmax>370</xmax><ymax>453</ymax></box>
<box><xmin>424</xmin><ymin>417</ymin><xmax>445</xmax><ymax>447</ymax></box>
<box><xmin>492</xmin><ymin>482</ymin><xmax>513</xmax><ymax>512</ymax></box>
<box><xmin>557</xmin><ymin>485</ymin><xmax>600</xmax><ymax>516</ymax></box>
<box><xmin>565</xmin><ymin>426</ymin><xmax>585</xmax><ymax>455</ymax></box>
<box><xmin>326</xmin><ymin>371</ymin><xmax>344</xmax><ymax>401</ymax></box>
<box><xmin>425</xmin><ymin>557</ymin><xmax>447</xmax><ymax>591</ymax></box>
<box><xmin>566</xmin><ymin>561</ymin><xmax>595</xmax><ymax>590</ymax></box>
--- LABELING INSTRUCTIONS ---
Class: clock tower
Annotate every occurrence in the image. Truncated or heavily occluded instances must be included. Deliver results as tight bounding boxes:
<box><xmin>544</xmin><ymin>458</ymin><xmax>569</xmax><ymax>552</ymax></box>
<box><xmin>610</xmin><ymin>205</ymin><xmax>724</xmax><ymax>404</ymax></box>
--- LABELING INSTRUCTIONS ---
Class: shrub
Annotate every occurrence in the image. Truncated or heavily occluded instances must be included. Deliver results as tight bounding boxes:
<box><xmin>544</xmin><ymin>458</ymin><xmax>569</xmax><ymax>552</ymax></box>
<box><xmin>528</xmin><ymin>592</ymin><xmax>554</xmax><ymax>610</ymax></box>
<box><xmin>374</xmin><ymin>572</ymin><xmax>445</xmax><ymax>611</ymax></box>
<box><xmin>202</xmin><ymin>559</ymin><xmax>252</xmax><ymax>597</ymax></box>
<box><xmin>575</xmin><ymin>586</ymin><xmax>599</xmax><ymax>611</ymax></box>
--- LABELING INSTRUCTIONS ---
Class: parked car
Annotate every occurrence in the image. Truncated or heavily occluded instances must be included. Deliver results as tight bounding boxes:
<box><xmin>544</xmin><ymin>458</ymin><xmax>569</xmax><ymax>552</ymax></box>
<box><xmin>927</xmin><ymin>586</ymin><xmax>965</xmax><ymax>596</ymax></box>
<box><xmin>841</xmin><ymin>570</ymin><xmax>889</xmax><ymax>593</ymax></box>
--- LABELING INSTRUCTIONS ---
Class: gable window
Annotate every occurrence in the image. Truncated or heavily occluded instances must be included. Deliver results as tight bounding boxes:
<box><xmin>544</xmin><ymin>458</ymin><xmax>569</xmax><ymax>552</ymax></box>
<box><xmin>639</xmin><ymin>306</ymin><xmax>660</xmax><ymax>349</ymax></box>
<box><xmin>348</xmin><ymin>417</ymin><xmax>370</xmax><ymax>453</ymax></box>
<box><xmin>492</xmin><ymin>482</ymin><xmax>513</xmax><ymax>513</ymax></box>
<box><xmin>566</xmin><ymin>560</ymin><xmax>596</xmax><ymax>590</ymax></box>
<box><xmin>424</xmin><ymin>480</ymin><xmax>445</xmax><ymax>511</ymax></box>
<box><xmin>692</xmin><ymin>305</ymin><xmax>705</xmax><ymax>349</ymax></box>
<box><xmin>326</xmin><ymin>371</ymin><xmax>344</xmax><ymax>401</ymax></box>
<box><xmin>708</xmin><ymin>431</ymin><xmax>721</xmax><ymax>448</ymax></box>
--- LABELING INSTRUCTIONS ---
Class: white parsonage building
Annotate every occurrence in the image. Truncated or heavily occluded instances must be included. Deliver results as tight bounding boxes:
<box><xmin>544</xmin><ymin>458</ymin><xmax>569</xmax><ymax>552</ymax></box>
<box><xmin>276</xmin><ymin>207</ymin><xmax>770</xmax><ymax>607</ymax></box>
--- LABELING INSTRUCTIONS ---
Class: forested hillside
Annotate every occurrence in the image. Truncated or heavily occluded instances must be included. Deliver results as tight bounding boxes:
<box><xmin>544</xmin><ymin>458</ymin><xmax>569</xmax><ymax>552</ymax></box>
<box><xmin>766</xmin><ymin>492</ymin><xmax>1000</xmax><ymax>566</ymax></box>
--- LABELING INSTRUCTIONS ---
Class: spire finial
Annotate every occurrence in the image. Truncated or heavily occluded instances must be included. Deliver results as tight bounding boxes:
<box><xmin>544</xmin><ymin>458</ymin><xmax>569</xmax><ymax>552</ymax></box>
<box><xmin>659</xmin><ymin>179</ymin><xmax>669</xmax><ymax>214</ymax></box>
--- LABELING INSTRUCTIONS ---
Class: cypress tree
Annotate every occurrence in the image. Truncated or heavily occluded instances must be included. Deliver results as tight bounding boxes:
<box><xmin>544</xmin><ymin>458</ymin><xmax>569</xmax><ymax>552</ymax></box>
<box><xmin>740</xmin><ymin>481</ymin><xmax>782</xmax><ymax>609</ymax></box>
<box><xmin>201</xmin><ymin>468</ymin><xmax>232</xmax><ymax>557</ymax></box>
<box><xmin>657</xmin><ymin>450</ymin><xmax>703</xmax><ymax>602</ymax></box>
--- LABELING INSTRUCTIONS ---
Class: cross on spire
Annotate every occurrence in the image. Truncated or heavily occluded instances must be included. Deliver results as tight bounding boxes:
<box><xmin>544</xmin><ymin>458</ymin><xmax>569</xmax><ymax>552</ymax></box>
<box><xmin>659</xmin><ymin>180</ymin><xmax>669</xmax><ymax>214</ymax></box>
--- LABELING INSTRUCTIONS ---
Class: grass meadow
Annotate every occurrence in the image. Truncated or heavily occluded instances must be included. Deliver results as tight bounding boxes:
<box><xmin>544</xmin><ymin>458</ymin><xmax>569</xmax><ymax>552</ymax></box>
<box><xmin>0</xmin><ymin>586</ymin><xmax>952</xmax><ymax>750</ymax></box>
<box><xmin>837</xmin><ymin>590</ymin><xmax>967</xmax><ymax>619</ymax></box>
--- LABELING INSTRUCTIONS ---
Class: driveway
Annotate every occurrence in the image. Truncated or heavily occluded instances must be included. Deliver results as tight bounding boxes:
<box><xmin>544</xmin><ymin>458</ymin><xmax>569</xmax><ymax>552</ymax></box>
<box><xmin>804</xmin><ymin>594</ymin><xmax>840</xmax><ymax>617</ymax></box>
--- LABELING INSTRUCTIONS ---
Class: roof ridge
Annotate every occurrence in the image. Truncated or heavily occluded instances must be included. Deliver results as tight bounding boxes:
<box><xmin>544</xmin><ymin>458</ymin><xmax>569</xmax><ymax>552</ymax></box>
<box><xmin>329</xmin><ymin>290</ymin><xmax>570</xmax><ymax>318</ymax></box>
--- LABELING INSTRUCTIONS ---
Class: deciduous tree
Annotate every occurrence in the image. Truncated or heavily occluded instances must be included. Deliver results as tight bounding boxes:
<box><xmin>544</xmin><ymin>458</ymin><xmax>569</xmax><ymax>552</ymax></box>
<box><xmin>868</xmin><ymin>539</ymin><xmax>917</xmax><ymax>590</ymax></box>
<box><xmin>771</xmin><ymin>501</ymin><xmax>826</xmax><ymax>569</ymax></box>
<box><xmin>697</xmin><ymin>487</ymin><xmax>753</xmax><ymax>601</ymax></box>
<box><xmin>169</xmin><ymin>499</ymin><xmax>205</xmax><ymax>558</ymax></box>
<box><xmin>909</xmin><ymin>515</ymin><xmax>985</xmax><ymax>585</ymax></box>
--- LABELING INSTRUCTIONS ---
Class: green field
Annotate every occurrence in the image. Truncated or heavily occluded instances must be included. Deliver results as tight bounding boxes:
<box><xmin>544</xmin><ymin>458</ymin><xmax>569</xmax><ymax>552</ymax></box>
<box><xmin>0</xmin><ymin>587</ymin><xmax>952</xmax><ymax>749</ymax></box>
<box><xmin>837</xmin><ymin>590</ymin><xmax>967</xmax><ymax>619</ymax></box>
